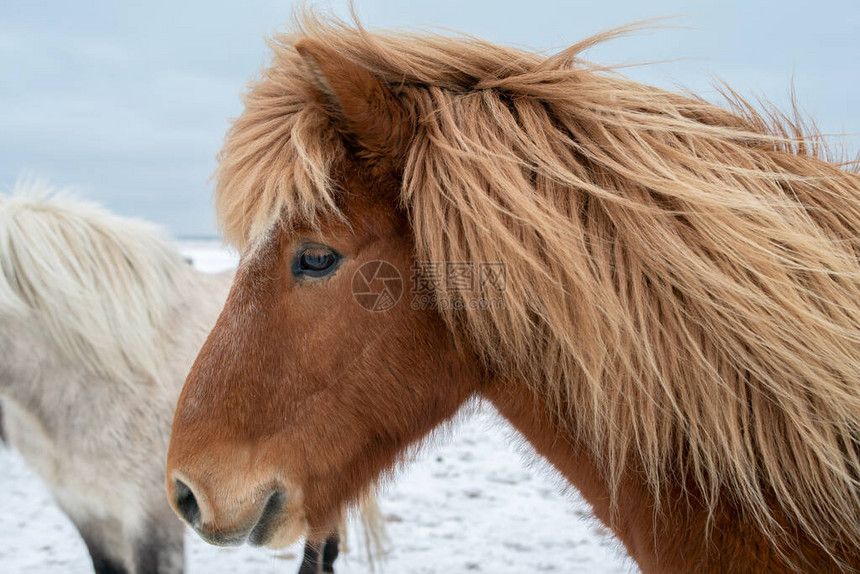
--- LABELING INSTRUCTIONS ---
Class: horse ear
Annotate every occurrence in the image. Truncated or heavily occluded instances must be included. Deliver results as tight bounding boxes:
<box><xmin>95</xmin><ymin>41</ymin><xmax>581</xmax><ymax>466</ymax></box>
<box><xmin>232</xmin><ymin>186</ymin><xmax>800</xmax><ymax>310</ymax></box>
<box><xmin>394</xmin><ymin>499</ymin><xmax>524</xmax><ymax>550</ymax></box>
<box><xmin>296</xmin><ymin>39</ymin><xmax>411</xmax><ymax>164</ymax></box>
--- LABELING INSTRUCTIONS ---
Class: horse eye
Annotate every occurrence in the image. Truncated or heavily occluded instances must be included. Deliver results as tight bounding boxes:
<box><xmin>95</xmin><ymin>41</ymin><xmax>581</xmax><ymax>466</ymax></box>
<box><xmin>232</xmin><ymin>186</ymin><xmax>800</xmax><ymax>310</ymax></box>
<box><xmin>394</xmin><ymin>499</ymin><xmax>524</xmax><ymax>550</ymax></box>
<box><xmin>293</xmin><ymin>246</ymin><xmax>341</xmax><ymax>278</ymax></box>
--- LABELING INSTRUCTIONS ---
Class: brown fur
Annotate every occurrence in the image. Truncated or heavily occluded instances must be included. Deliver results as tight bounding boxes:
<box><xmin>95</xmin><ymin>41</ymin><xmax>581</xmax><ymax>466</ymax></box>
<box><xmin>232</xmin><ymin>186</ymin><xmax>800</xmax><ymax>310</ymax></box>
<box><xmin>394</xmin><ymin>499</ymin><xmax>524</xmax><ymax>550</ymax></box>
<box><xmin>167</xmin><ymin>12</ymin><xmax>860</xmax><ymax>572</ymax></box>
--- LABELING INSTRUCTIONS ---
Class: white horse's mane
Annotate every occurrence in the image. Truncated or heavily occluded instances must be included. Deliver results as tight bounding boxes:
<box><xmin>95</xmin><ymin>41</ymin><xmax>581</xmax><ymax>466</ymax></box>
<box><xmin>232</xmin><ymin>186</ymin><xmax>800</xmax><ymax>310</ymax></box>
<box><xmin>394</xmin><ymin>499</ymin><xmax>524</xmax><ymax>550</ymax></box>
<box><xmin>0</xmin><ymin>183</ymin><xmax>199</xmax><ymax>384</ymax></box>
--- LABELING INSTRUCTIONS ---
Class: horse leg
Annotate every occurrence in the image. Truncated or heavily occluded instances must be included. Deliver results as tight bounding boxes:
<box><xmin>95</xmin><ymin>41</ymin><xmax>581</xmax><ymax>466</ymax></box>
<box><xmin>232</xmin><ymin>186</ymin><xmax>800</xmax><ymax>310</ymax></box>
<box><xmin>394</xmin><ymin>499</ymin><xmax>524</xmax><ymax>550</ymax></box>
<box><xmin>298</xmin><ymin>539</ymin><xmax>324</xmax><ymax>574</ymax></box>
<box><xmin>298</xmin><ymin>534</ymin><xmax>340</xmax><ymax>574</ymax></box>
<box><xmin>71</xmin><ymin>512</ymin><xmax>183</xmax><ymax>574</ymax></box>
<box><xmin>321</xmin><ymin>534</ymin><xmax>340</xmax><ymax>573</ymax></box>
<box><xmin>131</xmin><ymin>514</ymin><xmax>185</xmax><ymax>574</ymax></box>
<box><xmin>0</xmin><ymin>401</ymin><xmax>6</xmax><ymax>444</ymax></box>
<box><xmin>82</xmin><ymin>543</ymin><xmax>129</xmax><ymax>574</ymax></box>
<box><xmin>70</xmin><ymin>518</ymin><xmax>130</xmax><ymax>574</ymax></box>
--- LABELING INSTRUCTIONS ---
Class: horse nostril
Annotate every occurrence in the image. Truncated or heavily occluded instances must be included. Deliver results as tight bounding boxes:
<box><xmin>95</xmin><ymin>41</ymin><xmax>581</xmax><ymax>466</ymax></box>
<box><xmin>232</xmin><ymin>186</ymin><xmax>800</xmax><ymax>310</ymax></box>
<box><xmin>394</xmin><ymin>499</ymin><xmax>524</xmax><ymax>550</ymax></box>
<box><xmin>174</xmin><ymin>479</ymin><xmax>201</xmax><ymax>527</ymax></box>
<box><xmin>248</xmin><ymin>490</ymin><xmax>286</xmax><ymax>546</ymax></box>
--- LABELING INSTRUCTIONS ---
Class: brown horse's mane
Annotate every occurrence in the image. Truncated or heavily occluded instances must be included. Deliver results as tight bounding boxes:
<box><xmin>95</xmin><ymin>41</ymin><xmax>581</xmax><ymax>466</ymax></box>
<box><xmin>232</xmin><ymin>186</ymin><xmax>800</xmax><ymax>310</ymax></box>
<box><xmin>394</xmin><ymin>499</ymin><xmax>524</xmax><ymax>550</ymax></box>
<box><xmin>216</xmin><ymin>13</ymin><xmax>860</xmax><ymax>561</ymax></box>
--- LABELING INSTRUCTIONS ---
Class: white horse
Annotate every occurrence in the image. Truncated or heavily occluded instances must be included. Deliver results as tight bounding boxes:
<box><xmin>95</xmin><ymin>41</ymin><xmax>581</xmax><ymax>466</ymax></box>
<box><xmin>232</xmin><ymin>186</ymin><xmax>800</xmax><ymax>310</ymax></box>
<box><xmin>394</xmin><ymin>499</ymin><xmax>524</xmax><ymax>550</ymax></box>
<box><xmin>0</xmin><ymin>187</ymin><xmax>383</xmax><ymax>573</ymax></box>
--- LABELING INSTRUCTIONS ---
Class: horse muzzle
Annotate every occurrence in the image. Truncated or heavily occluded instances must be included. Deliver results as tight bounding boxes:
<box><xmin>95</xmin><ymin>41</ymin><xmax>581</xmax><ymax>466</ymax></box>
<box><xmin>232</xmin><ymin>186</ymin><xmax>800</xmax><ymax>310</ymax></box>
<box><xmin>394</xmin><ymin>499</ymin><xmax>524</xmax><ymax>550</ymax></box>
<box><xmin>168</xmin><ymin>473</ymin><xmax>289</xmax><ymax>547</ymax></box>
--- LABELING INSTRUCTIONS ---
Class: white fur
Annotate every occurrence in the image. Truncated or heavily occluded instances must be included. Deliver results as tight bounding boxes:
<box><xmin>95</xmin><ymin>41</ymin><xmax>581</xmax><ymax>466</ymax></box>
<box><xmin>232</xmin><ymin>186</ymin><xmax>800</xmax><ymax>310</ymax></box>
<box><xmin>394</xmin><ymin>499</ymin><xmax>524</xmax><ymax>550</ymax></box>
<box><xmin>0</xmin><ymin>184</ymin><xmax>220</xmax><ymax>385</ymax></box>
<box><xmin>0</xmin><ymin>185</ymin><xmax>233</xmax><ymax>573</ymax></box>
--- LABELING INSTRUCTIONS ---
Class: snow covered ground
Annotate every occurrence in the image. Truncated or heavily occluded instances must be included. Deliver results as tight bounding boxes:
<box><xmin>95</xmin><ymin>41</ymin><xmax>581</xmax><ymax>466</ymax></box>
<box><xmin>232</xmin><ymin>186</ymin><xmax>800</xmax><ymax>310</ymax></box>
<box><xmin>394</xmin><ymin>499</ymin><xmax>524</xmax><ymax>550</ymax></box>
<box><xmin>0</xmin><ymin>242</ymin><xmax>633</xmax><ymax>574</ymax></box>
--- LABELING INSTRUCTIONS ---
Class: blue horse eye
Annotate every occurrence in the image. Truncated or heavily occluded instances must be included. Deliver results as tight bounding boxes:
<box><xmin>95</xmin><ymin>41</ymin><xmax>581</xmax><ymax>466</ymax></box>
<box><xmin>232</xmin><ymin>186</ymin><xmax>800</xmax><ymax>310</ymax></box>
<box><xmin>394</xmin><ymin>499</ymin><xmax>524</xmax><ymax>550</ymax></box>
<box><xmin>300</xmin><ymin>249</ymin><xmax>334</xmax><ymax>270</ymax></box>
<box><xmin>294</xmin><ymin>246</ymin><xmax>341</xmax><ymax>278</ymax></box>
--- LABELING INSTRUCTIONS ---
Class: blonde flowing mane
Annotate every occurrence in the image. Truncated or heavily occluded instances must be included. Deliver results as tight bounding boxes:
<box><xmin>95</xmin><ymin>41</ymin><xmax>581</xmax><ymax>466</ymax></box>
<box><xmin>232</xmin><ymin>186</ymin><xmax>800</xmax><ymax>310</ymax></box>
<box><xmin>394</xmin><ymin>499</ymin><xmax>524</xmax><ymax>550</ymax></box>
<box><xmin>215</xmin><ymin>15</ymin><xmax>860</xmax><ymax>560</ymax></box>
<box><xmin>0</xmin><ymin>184</ymin><xmax>198</xmax><ymax>385</ymax></box>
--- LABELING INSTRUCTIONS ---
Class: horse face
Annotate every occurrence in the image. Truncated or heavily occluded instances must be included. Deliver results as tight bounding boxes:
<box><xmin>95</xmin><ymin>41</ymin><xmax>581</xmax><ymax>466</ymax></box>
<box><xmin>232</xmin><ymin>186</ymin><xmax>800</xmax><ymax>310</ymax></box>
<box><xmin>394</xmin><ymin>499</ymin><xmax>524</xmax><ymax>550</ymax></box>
<box><xmin>166</xmin><ymin>169</ymin><xmax>480</xmax><ymax>547</ymax></box>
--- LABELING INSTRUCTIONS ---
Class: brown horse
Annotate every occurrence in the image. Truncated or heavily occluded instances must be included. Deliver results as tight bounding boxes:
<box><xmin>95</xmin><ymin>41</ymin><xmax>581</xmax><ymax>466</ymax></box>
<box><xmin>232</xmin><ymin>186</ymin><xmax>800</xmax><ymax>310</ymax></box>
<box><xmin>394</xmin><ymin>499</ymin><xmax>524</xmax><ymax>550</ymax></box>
<box><xmin>166</xmin><ymin>15</ymin><xmax>860</xmax><ymax>573</ymax></box>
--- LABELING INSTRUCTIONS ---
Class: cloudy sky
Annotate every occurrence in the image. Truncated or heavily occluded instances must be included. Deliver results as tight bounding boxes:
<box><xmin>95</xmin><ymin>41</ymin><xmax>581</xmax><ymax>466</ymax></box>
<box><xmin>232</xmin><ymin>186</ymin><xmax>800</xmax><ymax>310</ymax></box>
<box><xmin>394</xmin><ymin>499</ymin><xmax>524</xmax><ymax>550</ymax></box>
<box><xmin>2</xmin><ymin>1</ymin><xmax>857</xmax><ymax>236</ymax></box>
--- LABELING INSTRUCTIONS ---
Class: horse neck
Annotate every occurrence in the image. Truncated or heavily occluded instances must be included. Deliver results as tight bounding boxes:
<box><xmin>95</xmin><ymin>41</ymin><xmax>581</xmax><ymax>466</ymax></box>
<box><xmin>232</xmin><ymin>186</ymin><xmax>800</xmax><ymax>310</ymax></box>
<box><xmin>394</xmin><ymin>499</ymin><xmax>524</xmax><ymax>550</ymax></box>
<box><xmin>480</xmin><ymin>379</ymin><xmax>840</xmax><ymax>574</ymax></box>
<box><xmin>0</xmin><ymin>332</ymin><xmax>90</xmax><ymax>443</ymax></box>
<box><xmin>0</xmin><ymin>314</ymin><xmax>49</xmax><ymax>398</ymax></box>
<box><xmin>0</xmin><ymin>270</ymin><xmax>227</xmax><ymax>441</ymax></box>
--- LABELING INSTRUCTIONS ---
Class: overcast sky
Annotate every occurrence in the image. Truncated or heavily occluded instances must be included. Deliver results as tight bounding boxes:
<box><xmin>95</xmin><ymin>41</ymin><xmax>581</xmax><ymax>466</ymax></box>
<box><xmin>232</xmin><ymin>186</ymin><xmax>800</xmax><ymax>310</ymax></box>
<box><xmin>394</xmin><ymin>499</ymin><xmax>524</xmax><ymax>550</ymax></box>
<box><xmin>2</xmin><ymin>1</ymin><xmax>857</xmax><ymax>237</ymax></box>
